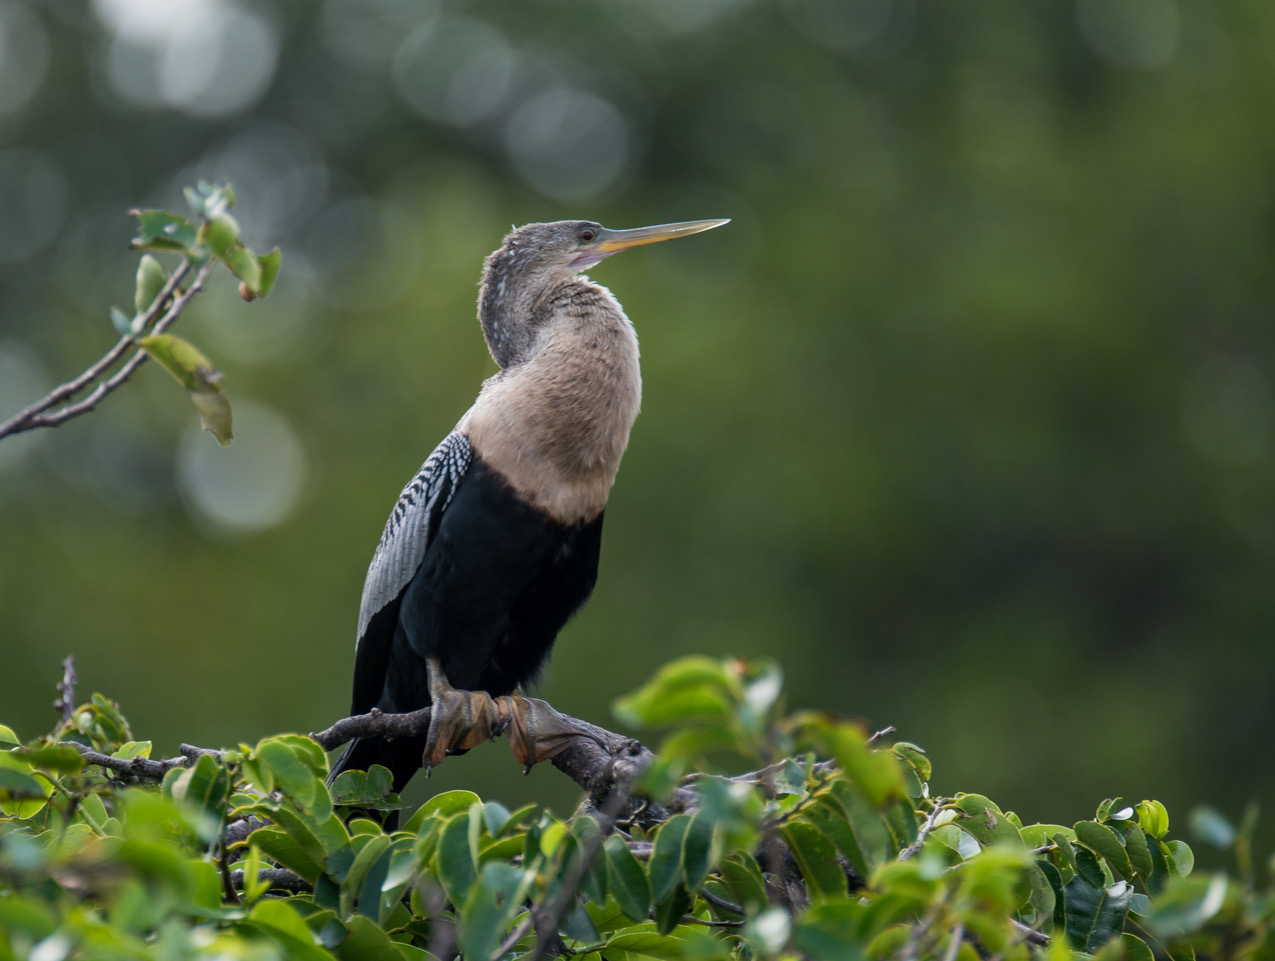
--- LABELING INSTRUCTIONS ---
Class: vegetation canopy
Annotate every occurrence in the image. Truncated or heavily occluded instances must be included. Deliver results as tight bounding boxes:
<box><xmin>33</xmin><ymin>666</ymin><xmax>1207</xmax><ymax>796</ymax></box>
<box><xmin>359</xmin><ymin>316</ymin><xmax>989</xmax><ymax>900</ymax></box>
<box><xmin>0</xmin><ymin>655</ymin><xmax>1267</xmax><ymax>961</ymax></box>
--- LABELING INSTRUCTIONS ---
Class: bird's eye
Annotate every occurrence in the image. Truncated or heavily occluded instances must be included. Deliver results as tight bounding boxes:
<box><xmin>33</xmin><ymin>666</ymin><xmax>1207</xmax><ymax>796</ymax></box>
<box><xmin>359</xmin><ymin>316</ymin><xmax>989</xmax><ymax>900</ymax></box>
<box><xmin>578</xmin><ymin>227</ymin><xmax>597</xmax><ymax>244</ymax></box>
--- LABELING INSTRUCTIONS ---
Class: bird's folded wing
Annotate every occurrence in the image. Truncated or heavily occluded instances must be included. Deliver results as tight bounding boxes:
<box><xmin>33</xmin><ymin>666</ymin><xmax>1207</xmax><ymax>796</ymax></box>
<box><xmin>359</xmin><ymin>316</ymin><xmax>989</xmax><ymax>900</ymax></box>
<box><xmin>356</xmin><ymin>429</ymin><xmax>473</xmax><ymax>642</ymax></box>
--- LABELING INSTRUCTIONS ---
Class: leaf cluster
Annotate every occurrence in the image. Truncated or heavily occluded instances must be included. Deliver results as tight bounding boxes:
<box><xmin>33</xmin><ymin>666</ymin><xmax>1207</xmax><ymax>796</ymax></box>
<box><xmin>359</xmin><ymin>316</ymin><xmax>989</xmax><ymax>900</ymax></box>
<box><xmin>1</xmin><ymin>659</ymin><xmax>1271</xmax><ymax>961</ymax></box>
<box><xmin>116</xmin><ymin>182</ymin><xmax>280</xmax><ymax>446</ymax></box>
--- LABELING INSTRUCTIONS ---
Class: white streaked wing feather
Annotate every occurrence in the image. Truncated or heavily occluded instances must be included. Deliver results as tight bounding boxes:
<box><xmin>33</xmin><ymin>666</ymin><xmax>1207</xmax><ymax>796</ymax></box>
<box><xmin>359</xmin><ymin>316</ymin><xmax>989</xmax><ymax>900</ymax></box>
<box><xmin>356</xmin><ymin>430</ymin><xmax>473</xmax><ymax>642</ymax></box>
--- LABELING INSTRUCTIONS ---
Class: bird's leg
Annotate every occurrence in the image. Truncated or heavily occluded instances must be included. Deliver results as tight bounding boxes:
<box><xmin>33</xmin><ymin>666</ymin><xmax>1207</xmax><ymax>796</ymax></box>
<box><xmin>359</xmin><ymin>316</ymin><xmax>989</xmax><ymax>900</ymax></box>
<box><xmin>421</xmin><ymin>657</ymin><xmax>504</xmax><ymax>775</ymax></box>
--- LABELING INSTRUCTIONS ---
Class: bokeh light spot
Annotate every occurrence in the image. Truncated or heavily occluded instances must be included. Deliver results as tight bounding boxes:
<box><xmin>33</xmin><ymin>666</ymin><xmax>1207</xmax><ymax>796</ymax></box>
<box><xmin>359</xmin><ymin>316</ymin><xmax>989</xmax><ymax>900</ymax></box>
<box><xmin>392</xmin><ymin>17</ymin><xmax>517</xmax><ymax>127</ymax></box>
<box><xmin>1182</xmin><ymin>357</ymin><xmax>1272</xmax><ymax>468</ymax></box>
<box><xmin>177</xmin><ymin>400</ymin><xmax>307</xmax><ymax>533</ymax></box>
<box><xmin>779</xmin><ymin>0</ymin><xmax>894</xmax><ymax>51</ymax></box>
<box><xmin>0</xmin><ymin>2</ymin><xmax>50</xmax><ymax>118</ymax></box>
<box><xmin>0</xmin><ymin>151</ymin><xmax>69</xmax><ymax>265</ymax></box>
<box><xmin>504</xmin><ymin>89</ymin><xmax>632</xmax><ymax>202</ymax></box>
<box><xmin>1076</xmin><ymin>0</ymin><xmax>1179</xmax><ymax>70</ymax></box>
<box><xmin>94</xmin><ymin>0</ymin><xmax>279</xmax><ymax>117</ymax></box>
<box><xmin>0</xmin><ymin>343</ymin><xmax>49</xmax><ymax>473</ymax></box>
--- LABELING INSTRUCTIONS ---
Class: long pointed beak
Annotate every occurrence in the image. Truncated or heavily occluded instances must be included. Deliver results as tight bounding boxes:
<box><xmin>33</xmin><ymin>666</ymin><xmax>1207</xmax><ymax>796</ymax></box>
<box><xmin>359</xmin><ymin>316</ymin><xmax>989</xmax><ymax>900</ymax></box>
<box><xmin>594</xmin><ymin>218</ymin><xmax>730</xmax><ymax>253</ymax></box>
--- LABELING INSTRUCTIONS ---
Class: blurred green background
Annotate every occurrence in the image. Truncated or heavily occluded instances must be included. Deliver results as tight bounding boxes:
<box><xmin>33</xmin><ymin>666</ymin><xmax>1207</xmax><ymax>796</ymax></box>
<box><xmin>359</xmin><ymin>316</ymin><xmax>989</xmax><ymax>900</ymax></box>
<box><xmin>1</xmin><ymin>0</ymin><xmax>1272</xmax><ymax>850</ymax></box>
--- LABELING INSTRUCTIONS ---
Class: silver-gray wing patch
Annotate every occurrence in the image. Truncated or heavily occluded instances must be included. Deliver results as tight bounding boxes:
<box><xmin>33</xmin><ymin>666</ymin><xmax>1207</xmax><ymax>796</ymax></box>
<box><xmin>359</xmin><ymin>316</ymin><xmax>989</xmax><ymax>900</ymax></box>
<box><xmin>356</xmin><ymin>430</ymin><xmax>473</xmax><ymax>643</ymax></box>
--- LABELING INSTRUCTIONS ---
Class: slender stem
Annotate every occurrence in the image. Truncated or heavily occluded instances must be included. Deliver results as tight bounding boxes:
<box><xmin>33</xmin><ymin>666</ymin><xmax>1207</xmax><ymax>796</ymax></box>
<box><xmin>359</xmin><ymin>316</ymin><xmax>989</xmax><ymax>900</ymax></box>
<box><xmin>0</xmin><ymin>258</ymin><xmax>204</xmax><ymax>439</ymax></box>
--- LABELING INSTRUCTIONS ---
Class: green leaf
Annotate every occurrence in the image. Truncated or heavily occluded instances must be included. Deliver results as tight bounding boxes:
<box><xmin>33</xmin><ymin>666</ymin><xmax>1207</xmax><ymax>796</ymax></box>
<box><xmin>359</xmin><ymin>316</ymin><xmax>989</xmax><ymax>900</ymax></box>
<box><xmin>330</xmin><ymin>765</ymin><xmax>394</xmax><ymax>807</ymax></box>
<box><xmin>250</xmin><ymin>826</ymin><xmax>325</xmax><ymax>884</ymax></box>
<box><xmin>1137</xmin><ymin>800</ymin><xmax>1169</xmax><ymax>839</ymax></box>
<box><xmin>806</xmin><ymin>795</ymin><xmax>870</xmax><ymax>881</ymax></box>
<box><xmin>1116</xmin><ymin>822</ymin><xmax>1154</xmax><ymax>882</ymax></box>
<box><xmin>831</xmin><ymin>779</ymin><xmax>893</xmax><ymax>865</ymax></box>
<box><xmin>342</xmin><ymin>834</ymin><xmax>391</xmax><ymax>909</ymax></box>
<box><xmin>134</xmin><ymin>254</ymin><xmax>168</xmax><ymax>315</ymax></box>
<box><xmin>247</xmin><ymin>899</ymin><xmax>332</xmax><ymax>961</ymax></box>
<box><xmin>137</xmin><ymin>333</ymin><xmax>233</xmax><ymax>445</ymax></box>
<box><xmin>1163</xmin><ymin>839</ymin><xmax>1194</xmax><ymax>877</ymax></box>
<box><xmin>167</xmin><ymin>754</ymin><xmax>230</xmax><ymax>829</ymax></box>
<box><xmin>1188</xmin><ymin>807</ymin><xmax>1235</xmax><ymax>849</ymax></box>
<box><xmin>1063</xmin><ymin>877</ymin><xmax>1133</xmax><ymax>952</ymax></box>
<box><xmin>649</xmin><ymin>814</ymin><xmax>692</xmax><ymax>903</ymax></box>
<box><xmin>605</xmin><ymin>834</ymin><xmax>652</xmax><ymax>922</ymax></box>
<box><xmin>1075</xmin><ymin>821</ymin><xmax>1135</xmax><ymax>881</ymax></box>
<box><xmin>111</xmin><ymin>305</ymin><xmax>136</xmax><ymax>338</ymax></box>
<box><xmin>16</xmin><ymin>743</ymin><xmax>85</xmax><ymax>774</ymax></box>
<box><xmin>955</xmin><ymin>795</ymin><xmax>1024</xmax><ymax>849</ymax></box>
<box><xmin>0</xmin><ymin>724</ymin><xmax>18</xmax><ymax>746</ymax></box>
<box><xmin>334</xmin><ymin>915</ymin><xmax>408</xmax><ymax>961</ymax></box>
<box><xmin>435</xmin><ymin>814</ymin><xmax>478</xmax><ymax>906</ymax></box>
<box><xmin>402</xmin><ymin>789</ymin><xmax>481</xmax><ymax>834</ymax></box>
<box><xmin>0</xmin><ymin>766</ymin><xmax>48</xmax><ymax>801</ymax></box>
<box><xmin>653</xmin><ymin>884</ymin><xmax>693</xmax><ymax>936</ymax></box>
<box><xmin>782</xmin><ymin>821</ymin><xmax>846</xmax><ymax>902</ymax></box>
<box><xmin>131</xmin><ymin>209</ymin><xmax>197</xmax><ymax>252</ymax></box>
<box><xmin>255</xmin><ymin>247</ymin><xmax>282</xmax><ymax>299</ymax></box>
<box><xmin>719</xmin><ymin>852</ymin><xmax>769</xmax><ymax>911</ymax></box>
<box><xmin>613</xmin><ymin>656</ymin><xmax>737</xmax><ymax>728</ymax></box>
<box><xmin>682</xmin><ymin>810</ymin><xmax>716</xmax><ymax>895</ymax></box>
<box><xmin>458</xmin><ymin>862</ymin><xmax>532</xmax><ymax>960</ymax></box>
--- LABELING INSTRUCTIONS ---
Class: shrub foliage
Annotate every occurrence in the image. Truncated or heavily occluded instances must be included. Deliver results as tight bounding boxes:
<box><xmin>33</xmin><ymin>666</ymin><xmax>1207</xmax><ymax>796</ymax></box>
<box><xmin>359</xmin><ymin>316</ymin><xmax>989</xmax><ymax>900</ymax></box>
<box><xmin>0</xmin><ymin>657</ymin><xmax>1267</xmax><ymax>961</ymax></box>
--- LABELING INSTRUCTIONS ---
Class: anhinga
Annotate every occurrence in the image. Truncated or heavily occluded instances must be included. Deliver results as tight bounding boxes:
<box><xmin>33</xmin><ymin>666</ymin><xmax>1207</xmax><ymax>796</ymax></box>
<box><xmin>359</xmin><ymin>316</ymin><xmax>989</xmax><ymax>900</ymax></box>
<box><xmin>330</xmin><ymin>217</ymin><xmax>729</xmax><ymax>793</ymax></box>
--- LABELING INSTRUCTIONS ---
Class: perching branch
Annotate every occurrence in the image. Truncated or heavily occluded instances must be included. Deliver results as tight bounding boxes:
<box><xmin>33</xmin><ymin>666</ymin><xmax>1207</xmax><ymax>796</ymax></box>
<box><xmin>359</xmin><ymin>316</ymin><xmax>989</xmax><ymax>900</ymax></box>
<box><xmin>0</xmin><ymin>259</ymin><xmax>211</xmax><ymax>439</ymax></box>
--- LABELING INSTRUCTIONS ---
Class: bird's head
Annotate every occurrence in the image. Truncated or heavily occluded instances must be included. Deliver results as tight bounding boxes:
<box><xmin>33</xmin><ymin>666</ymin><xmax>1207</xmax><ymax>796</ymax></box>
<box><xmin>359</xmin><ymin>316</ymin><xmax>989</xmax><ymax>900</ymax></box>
<box><xmin>478</xmin><ymin>218</ymin><xmax>728</xmax><ymax>368</ymax></box>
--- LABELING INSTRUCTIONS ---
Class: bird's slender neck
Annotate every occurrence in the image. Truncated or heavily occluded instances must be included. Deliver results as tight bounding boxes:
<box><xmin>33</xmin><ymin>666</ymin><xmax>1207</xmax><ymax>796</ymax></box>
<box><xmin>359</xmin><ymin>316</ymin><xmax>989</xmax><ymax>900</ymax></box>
<box><xmin>478</xmin><ymin>242</ymin><xmax>555</xmax><ymax>369</ymax></box>
<box><xmin>462</xmin><ymin>276</ymin><xmax>642</xmax><ymax>524</ymax></box>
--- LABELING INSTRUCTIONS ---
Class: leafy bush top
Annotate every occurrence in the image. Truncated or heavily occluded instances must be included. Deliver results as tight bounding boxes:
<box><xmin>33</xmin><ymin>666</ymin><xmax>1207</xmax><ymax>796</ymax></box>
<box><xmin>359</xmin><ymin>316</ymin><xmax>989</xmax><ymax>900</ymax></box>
<box><xmin>0</xmin><ymin>657</ymin><xmax>1268</xmax><ymax>961</ymax></box>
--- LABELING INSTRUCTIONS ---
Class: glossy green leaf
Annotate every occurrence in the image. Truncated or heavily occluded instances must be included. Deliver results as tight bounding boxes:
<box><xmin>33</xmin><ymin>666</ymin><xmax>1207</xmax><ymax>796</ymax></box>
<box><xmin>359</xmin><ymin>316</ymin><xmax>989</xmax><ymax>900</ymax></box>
<box><xmin>1075</xmin><ymin>821</ymin><xmax>1135</xmax><ymax>881</ymax></box>
<box><xmin>134</xmin><ymin>254</ymin><xmax>168</xmax><ymax>315</ymax></box>
<box><xmin>649</xmin><ymin>813</ymin><xmax>691</xmax><ymax>903</ymax></box>
<box><xmin>1188</xmin><ymin>807</ymin><xmax>1234</xmax><ymax>849</ymax></box>
<box><xmin>807</xmin><ymin>794</ymin><xmax>870</xmax><ymax>881</ymax></box>
<box><xmin>330</xmin><ymin>765</ymin><xmax>394</xmax><ymax>807</ymax></box>
<box><xmin>955</xmin><ymin>795</ymin><xmax>1024</xmax><ymax>849</ymax></box>
<box><xmin>1163</xmin><ymin>839</ymin><xmax>1194</xmax><ymax>877</ymax></box>
<box><xmin>110</xmin><ymin>305</ymin><xmax>135</xmax><ymax>338</ymax></box>
<box><xmin>783</xmin><ymin>821</ymin><xmax>845</xmax><ymax>902</ymax></box>
<box><xmin>131</xmin><ymin>209</ymin><xmax>197</xmax><ymax>252</ymax></box>
<box><xmin>137</xmin><ymin>333</ymin><xmax>233</xmax><ymax>445</ymax></box>
<box><xmin>605</xmin><ymin>834</ymin><xmax>652</xmax><ymax>921</ymax></box>
<box><xmin>458</xmin><ymin>862</ymin><xmax>532</xmax><ymax>960</ymax></box>
<box><xmin>682</xmin><ymin>810</ymin><xmax>716</xmax><ymax>895</ymax></box>
<box><xmin>435</xmin><ymin>813</ymin><xmax>477</xmax><ymax>906</ymax></box>
<box><xmin>0</xmin><ymin>724</ymin><xmax>18</xmax><ymax>747</ymax></box>
<box><xmin>1137</xmin><ymin>800</ymin><xmax>1170</xmax><ymax>839</ymax></box>
<box><xmin>15</xmin><ymin>743</ymin><xmax>84</xmax><ymax>774</ymax></box>
<box><xmin>247</xmin><ymin>899</ymin><xmax>332</xmax><ymax>961</ymax></box>
<box><xmin>334</xmin><ymin>915</ymin><xmax>407</xmax><ymax>961</ymax></box>
<box><xmin>1063</xmin><ymin>877</ymin><xmax>1133</xmax><ymax>952</ymax></box>
<box><xmin>719</xmin><ymin>851</ymin><xmax>769</xmax><ymax>912</ymax></box>
<box><xmin>653</xmin><ymin>883</ymin><xmax>693</xmax><ymax>936</ymax></box>
<box><xmin>250</xmin><ymin>826</ymin><xmax>325</xmax><ymax>884</ymax></box>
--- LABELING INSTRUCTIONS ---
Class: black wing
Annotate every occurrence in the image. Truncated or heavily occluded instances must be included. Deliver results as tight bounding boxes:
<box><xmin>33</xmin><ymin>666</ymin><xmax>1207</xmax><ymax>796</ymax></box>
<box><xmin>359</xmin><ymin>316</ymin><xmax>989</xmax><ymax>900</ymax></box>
<box><xmin>351</xmin><ymin>429</ymin><xmax>472</xmax><ymax>713</ymax></box>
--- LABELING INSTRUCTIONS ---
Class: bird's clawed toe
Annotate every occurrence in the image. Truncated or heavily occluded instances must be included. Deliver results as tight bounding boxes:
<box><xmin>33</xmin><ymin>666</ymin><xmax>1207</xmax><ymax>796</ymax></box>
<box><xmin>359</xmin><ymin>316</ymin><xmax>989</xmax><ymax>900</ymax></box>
<box><xmin>421</xmin><ymin>686</ymin><xmax>504</xmax><ymax>774</ymax></box>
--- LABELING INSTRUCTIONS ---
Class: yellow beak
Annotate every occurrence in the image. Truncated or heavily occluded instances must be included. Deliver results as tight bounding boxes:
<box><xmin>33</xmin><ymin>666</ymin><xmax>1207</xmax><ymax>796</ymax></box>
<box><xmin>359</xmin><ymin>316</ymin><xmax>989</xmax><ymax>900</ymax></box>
<box><xmin>594</xmin><ymin>218</ymin><xmax>731</xmax><ymax>253</ymax></box>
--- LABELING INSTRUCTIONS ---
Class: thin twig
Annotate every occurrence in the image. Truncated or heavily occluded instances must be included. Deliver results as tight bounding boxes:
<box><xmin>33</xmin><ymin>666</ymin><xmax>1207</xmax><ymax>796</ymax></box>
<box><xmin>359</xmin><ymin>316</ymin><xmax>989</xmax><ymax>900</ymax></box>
<box><xmin>897</xmin><ymin>797</ymin><xmax>949</xmax><ymax>862</ymax></box>
<box><xmin>0</xmin><ymin>259</ymin><xmax>208</xmax><ymax>438</ymax></box>
<box><xmin>72</xmin><ymin>742</ymin><xmax>190</xmax><ymax>780</ymax></box>
<box><xmin>868</xmin><ymin>725</ymin><xmax>897</xmax><ymax>746</ymax></box>
<box><xmin>53</xmin><ymin>656</ymin><xmax>77</xmax><ymax>726</ymax></box>
<box><xmin>699</xmin><ymin>887</ymin><xmax>744</xmax><ymax>916</ymax></box>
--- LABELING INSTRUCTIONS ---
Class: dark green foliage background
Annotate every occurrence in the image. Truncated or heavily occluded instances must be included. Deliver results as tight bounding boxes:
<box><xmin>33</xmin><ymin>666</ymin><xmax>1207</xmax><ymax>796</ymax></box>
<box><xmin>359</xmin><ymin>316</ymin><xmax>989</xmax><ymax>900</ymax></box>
<box><xmin>1</xmin><ymin>2</ymin><xmax>1271</xmax><ymax>848</ymax></box>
